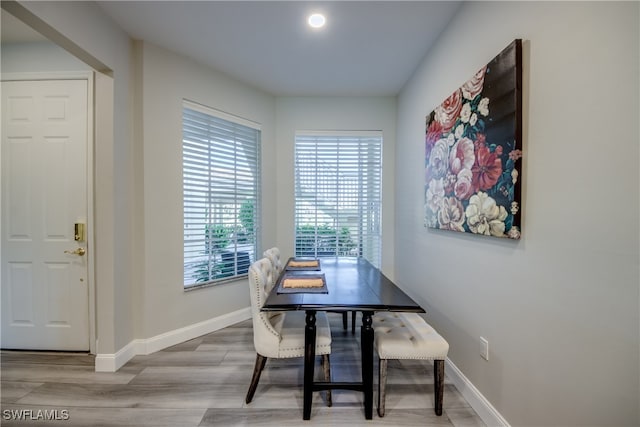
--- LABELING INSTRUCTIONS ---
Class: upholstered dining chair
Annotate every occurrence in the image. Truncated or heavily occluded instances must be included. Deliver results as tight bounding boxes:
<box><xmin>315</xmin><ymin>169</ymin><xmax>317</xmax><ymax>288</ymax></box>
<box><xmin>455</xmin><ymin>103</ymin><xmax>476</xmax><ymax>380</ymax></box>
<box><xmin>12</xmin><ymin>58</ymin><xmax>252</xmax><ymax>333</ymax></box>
<box><xmin>262</xmin><ymin>247</ymin><xmax>283</xmax><ymax>294</ymax></box>
<box><xmin>245</xmin><ymin>257</ymin><xmax>333</xmax><ymax>405</ymax></box>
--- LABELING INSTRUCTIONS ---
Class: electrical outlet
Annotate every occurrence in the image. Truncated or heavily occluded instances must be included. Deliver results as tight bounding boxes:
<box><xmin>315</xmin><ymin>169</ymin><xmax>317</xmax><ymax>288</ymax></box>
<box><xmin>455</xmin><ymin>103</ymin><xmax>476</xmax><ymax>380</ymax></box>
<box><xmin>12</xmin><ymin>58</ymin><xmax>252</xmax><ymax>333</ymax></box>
<box><xmin>480</xmin><ymin>337</ymin><xmax>489</xmax><ymax>361</ymax></box>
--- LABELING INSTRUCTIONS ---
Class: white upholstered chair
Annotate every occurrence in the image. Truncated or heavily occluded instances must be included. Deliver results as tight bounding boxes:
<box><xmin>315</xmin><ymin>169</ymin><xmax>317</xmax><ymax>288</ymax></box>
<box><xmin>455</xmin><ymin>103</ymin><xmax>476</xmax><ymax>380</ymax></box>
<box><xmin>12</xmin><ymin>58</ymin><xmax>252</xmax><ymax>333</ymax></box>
<box><xmin>262</xmin><ymin>247</ymin><xmax>283</xmax><ymax>293</ymax></box>
<box><xmin>245</xmin><ymin>257</ymin><xmax>333</xmax><ymax>405</ymax></box>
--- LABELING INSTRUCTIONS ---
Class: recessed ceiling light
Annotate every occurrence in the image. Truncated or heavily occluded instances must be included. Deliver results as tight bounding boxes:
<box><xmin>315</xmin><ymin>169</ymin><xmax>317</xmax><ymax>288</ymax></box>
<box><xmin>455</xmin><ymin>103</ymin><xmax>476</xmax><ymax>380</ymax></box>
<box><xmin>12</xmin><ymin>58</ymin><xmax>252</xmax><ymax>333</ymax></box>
<box><xmin>308</xmin><ymin>13</ymin><xmax>326</xmax><ymax>29</ymax></box>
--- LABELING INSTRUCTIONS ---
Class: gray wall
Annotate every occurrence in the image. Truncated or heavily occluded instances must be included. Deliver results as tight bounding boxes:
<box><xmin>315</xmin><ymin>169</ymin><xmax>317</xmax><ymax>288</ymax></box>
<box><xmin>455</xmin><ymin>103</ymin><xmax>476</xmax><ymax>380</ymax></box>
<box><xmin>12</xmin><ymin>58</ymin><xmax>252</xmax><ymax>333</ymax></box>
<box><xmin>395</xmin><ymin>2</ymin><xmax>639</xmax><ymax>426</ymax></box>
<box><xmin>136</xmin><ymin>41</ymin><xmax>277</xmax><ymax>338</ymax></box>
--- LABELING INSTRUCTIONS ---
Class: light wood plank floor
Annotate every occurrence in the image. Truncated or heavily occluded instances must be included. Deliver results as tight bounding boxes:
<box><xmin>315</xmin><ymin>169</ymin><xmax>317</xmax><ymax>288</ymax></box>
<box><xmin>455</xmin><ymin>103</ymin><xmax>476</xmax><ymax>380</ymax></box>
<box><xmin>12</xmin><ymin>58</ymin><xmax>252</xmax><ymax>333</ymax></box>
<box><xmin>1</xmin><ymin>315</ymin><xmax>485</xmax><ymax>426</ymax></box>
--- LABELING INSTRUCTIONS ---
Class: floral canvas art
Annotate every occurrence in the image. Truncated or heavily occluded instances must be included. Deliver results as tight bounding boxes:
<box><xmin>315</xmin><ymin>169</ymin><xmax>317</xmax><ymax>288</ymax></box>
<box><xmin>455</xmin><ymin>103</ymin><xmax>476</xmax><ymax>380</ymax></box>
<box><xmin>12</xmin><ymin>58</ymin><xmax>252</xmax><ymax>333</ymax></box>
<box><xmin>425</xmin><ymin>39</ymin><xmax>523</xmax><ymax>239</ymax></box>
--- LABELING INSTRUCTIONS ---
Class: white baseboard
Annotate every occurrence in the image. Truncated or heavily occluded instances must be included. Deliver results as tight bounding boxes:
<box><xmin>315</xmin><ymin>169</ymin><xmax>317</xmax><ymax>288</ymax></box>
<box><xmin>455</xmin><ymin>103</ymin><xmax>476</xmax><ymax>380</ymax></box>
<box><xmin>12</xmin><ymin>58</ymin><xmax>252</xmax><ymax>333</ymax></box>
<box><xmin>95</xmin><ymin>307</ymin><xmax>251</xmax><ymax>372</ymax></box>
<box><xmin>445</xmin><ymin>358</ymin><xmax>510</xmax><ymax>427</ymax></box>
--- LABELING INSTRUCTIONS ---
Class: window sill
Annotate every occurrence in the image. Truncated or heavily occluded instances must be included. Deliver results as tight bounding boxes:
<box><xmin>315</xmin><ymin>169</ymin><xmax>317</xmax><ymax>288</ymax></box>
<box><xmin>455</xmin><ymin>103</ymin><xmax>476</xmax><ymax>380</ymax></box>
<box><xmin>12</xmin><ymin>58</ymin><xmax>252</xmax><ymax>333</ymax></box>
<box><xmin>184</xmin><ymin>274</ymin><xmax>248</xmax><ymax>292</ymax></box>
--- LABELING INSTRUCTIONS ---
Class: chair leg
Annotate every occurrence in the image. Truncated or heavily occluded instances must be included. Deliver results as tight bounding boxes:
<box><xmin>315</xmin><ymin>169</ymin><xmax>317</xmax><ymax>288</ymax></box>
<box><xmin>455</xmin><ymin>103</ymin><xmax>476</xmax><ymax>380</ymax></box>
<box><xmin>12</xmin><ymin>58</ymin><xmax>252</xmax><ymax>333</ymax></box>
<box><xmin>377</xmin><ymin>358</ymin><xmax>387</xmax><ymax>417</ymax></box>
<box><xmin>342</xmin><ymin>312</ymin><xmax>348</xmax><ymax>330</ymax></box>
<box><xmin>351</xmin><ymin>311</ymin><xmax>357</xmax><ymax>334</ymax></box>
<box><xmin>245</xmin><ymin>353</ymin><xmax>267</xmax><ymax>404</ymax></box>
<box><xmin>434</xmin><ymin>359</ymin><xmax>445</xmax><ymax>416</ymax></box>
<box><xmin>322</xmin><ymin>354</ymin><xmax>332</xmax><ymax>407</ymax></box>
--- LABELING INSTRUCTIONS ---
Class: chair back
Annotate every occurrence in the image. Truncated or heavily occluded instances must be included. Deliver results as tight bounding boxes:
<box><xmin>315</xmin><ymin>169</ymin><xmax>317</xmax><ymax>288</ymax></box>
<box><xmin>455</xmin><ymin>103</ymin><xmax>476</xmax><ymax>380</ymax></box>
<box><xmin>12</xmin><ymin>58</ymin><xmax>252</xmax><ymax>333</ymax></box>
<box><xmin>262</xmin><ymin>247</ymin><xmax>283</xmax><ymax>293</ymax></box>
<box><xmin>248</xmin><ymin>258</ymin><xmax>281</xmax><ymax>357</ymax></box>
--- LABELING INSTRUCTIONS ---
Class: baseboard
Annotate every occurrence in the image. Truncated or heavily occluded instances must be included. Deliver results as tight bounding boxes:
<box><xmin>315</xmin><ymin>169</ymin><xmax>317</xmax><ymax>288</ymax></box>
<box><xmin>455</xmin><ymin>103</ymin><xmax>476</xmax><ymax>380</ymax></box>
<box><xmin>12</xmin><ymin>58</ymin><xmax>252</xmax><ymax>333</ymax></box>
<box><xmin>445</xmin><ymin>358</ymin><xmax>510</xmax><ymax>427</ymax></box>
<box><xmin>95</xmin><ymin>307</ymin><xmax>252</xmax><ymax>372</ymax></box>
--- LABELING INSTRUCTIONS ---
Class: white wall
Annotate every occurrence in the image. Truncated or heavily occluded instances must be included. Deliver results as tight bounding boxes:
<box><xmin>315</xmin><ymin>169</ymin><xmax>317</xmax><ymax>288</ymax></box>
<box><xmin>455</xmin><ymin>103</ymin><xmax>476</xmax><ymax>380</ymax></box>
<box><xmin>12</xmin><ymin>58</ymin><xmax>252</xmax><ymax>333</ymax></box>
<box><xmin>137</xmin><ymin>42</ymin><xmax>277</xmax><ymax>338</ymax></box>
<box><xmin>275</xmin><ymin>97</ymin><xmax>397</xmax><ymax>275</ymax></box>
<box><xmin>1</xmin><ymin>42</ymin><xmax>91</xmax><ymax>73</ymax></box>
<box><xmin>395</xmin><ymin>2</ymin><xmax>639</xmax><ymax>426</ymax></box>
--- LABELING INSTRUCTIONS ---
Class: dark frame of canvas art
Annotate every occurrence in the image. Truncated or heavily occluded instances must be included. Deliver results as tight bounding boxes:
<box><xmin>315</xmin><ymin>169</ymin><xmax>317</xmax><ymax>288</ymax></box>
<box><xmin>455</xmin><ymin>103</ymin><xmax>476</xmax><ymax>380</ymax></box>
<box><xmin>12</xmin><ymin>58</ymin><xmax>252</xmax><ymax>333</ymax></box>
<box><xmin>424</xmin><ymin>39</ymin><xmax>523</xmax><ymax>239</ymax></box>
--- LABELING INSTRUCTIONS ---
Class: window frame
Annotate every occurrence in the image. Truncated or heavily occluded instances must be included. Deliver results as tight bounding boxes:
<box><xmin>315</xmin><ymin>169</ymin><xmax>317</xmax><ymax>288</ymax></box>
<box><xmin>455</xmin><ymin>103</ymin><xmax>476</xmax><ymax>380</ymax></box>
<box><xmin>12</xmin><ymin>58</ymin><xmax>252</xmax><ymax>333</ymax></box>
<box><xmin>182</xmin><ymin>100</ymin><xmax>261</xmax><ymax>289</ymax></box>
<box><xmin>293</xmin><ymin>130</ymin><xmax>383</xmax><ymax>268</ymax></box>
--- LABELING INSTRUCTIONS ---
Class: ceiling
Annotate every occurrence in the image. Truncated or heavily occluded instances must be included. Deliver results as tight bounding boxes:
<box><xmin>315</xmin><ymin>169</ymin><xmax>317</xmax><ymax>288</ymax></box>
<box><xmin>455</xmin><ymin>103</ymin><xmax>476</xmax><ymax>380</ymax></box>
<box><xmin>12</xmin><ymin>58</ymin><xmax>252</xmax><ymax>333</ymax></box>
<box><xmin>2</xmin><ymin>1</ymin><xmax>462</xmax><ymax>96</ymax></box>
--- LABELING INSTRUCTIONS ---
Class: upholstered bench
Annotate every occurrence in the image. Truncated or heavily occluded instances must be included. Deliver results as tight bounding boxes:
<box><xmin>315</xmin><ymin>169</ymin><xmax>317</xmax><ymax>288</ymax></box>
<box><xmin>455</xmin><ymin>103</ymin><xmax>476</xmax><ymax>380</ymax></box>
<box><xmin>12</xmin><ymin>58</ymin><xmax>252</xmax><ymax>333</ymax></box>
<box><xmin>373</xmin><ymin>312</ymin><xmax>449</xmax><ymax>417</ymax></box>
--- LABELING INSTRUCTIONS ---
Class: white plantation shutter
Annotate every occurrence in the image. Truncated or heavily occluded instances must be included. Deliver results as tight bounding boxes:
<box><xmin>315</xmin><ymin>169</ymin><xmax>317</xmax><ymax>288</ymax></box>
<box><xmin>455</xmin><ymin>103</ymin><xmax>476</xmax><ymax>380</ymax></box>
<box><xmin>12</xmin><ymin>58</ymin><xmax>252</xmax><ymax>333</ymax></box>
<box><xmin>182</xmin><ymin>100</ymin><xmax>260</xmax><ymax>288</ymax></box>
<box><xmin>294</xmin><ymin>132</ymin><xmax>382</xmax><ymax>267</ymax></box>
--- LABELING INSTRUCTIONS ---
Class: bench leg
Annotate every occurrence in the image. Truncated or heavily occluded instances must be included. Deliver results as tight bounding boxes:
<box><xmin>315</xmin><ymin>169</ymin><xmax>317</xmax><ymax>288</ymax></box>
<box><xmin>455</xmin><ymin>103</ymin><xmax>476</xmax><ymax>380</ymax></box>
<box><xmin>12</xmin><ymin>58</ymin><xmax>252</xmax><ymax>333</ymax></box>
<box><xmin>322</xmin><ymin>354</ymin><xmax>332</xmax><ymax>407</ymax></box>
<box><xmin>245</xmin><ymin>354</ymin><xmax>267</xmax><ymax>404</ymax></box>
<box><xmin>377</xmin><ymin>358</ymin><xmax>387</xmax><ymax>417</ymax></box>
<box><xmin>434</xmin><ymin>359</ymin><xmax>444</xmax><ymax>416</ymax></box>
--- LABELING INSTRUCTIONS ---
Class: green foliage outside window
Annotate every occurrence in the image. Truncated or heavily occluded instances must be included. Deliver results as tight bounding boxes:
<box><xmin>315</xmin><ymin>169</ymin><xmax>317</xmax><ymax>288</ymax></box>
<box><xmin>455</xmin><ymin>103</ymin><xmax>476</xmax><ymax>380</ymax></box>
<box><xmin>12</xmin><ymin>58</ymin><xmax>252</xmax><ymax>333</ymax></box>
<box><xmin>296</xmin><ymin>224</ymin><xmax>357</xmax><ymax>257</ymax></box>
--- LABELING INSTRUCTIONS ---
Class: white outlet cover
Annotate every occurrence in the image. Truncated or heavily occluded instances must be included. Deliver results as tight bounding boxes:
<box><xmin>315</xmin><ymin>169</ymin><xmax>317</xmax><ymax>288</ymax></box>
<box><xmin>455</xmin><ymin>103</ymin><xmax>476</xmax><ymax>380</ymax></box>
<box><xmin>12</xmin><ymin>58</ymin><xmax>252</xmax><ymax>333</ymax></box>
<box><xmin>480</xmin><ymin>337</ymin><xmax>489</xmax><ymax>360</ymax></box>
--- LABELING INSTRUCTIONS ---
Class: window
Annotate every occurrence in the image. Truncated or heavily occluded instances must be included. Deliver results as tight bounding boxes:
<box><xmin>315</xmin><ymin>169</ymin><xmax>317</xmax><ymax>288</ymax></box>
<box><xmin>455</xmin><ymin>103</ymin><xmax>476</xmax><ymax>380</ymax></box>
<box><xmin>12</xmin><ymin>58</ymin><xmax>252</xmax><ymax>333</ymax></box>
<box><xmin>294</xmin><ymin>132</ymin><xmax>382</xmax><ymax>267</ymax></box>
<box><xmin>182</xmin><ymin>100</ymin><xmax>260</xmax><ymax>288</ymax></box>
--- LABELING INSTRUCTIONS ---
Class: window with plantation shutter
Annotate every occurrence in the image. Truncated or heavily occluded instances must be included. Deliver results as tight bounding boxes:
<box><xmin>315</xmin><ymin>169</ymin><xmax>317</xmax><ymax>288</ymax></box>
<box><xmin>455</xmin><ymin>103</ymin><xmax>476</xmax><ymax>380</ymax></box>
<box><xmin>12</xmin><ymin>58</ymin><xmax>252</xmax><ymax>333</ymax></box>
<box><xmin>294</xmin><ymin>132</ymin><xmax>382</xmax><ymax>268</ymax></box>
<box><xmin>182</xmin><ymin>100</ymin><xmax>260</xmax><ymax>288</ymax></box>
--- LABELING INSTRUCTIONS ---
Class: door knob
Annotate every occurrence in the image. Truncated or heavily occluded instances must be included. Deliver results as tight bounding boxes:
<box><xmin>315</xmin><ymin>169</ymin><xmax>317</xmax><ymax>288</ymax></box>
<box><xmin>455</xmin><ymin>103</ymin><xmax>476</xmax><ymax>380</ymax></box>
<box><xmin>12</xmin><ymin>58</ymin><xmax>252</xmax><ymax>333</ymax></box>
<box><xmin>64</xmin><ymin>247</ymin><xmax>86</xmax><ymax>256</ymax></box>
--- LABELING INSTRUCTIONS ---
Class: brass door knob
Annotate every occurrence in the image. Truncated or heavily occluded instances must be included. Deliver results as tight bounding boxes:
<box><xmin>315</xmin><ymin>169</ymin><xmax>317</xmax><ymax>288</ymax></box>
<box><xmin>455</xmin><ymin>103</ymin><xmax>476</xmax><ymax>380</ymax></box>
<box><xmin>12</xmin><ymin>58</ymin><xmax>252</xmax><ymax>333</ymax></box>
<box><xmin>64</xmin><ymin>247</ymin><xmax>86</xmax><ymax>256</ymax></box>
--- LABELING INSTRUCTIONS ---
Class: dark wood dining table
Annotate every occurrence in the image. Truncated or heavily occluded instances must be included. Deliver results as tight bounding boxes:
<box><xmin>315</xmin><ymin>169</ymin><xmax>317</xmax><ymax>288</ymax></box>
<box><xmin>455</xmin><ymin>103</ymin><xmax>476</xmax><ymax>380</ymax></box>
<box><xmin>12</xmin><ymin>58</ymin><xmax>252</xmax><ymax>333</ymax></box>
<box><xmin>261</xmin><ymin>256</ymin><xmax>425</xmax><ymax>420</ymax></box>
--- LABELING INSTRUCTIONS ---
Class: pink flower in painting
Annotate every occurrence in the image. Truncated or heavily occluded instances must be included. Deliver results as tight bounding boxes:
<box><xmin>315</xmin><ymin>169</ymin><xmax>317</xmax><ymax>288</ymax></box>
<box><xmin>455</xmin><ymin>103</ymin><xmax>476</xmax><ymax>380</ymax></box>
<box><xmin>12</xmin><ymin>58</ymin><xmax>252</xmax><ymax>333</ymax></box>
<box><xmin>449</xmin><ymin>137</ymin><xmax>475</xmax><ymax>175</ymax></box>
<box><xmin>474</xmin><ymin>133</ymin><xmax>487</xmax><ymax>150</ymax></box>
<box><xmin>509</xmin><ymin>149</ymin><xmax>523</xmax><ymax>161</ymax></box>
<box><xmin>461</xmin><ymin>66</ymin><xmax>487</xmax><ymax>100</ymax></box>
<box><xmin>507</xmin><ymin>226</ymin><xmax>521</xmax><ymax>240</ymax></box>
<box><xmin>434</xmin><ymin>89</ymin><xmax>462</xmax><ymax>134</ymax></box>
<box><xmin>426</xmin><ymin>119</ymin><xmax>443</xmax><ymax>146</ymax></box>
<box><xmin>425</xmin><ymin>118</ymin><xmax>443</xmax><ymax>160</ymax></box>
<box><xmin>471</xmin><ymin>145</ymin><xmax>502</xmax><ymax>192</ymax></box>
<box><xmin>454</xmin><ymin>169</ymin><xmax>474</xmax><ymax>200</ymax></box>
<box><xmin>438</xmin><ymin>197</ymin><xmax>465</xmax><ymax>232</ymax></box>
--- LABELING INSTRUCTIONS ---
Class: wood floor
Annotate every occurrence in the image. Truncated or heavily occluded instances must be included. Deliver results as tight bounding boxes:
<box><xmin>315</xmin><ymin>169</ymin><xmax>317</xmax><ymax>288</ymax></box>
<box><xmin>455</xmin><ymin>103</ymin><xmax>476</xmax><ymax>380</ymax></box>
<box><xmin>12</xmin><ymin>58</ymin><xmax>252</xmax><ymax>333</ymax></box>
<box><xmin>1</xmin><ymin>315</ymin><xmax>485</xmax><ymax>426</ymax></box>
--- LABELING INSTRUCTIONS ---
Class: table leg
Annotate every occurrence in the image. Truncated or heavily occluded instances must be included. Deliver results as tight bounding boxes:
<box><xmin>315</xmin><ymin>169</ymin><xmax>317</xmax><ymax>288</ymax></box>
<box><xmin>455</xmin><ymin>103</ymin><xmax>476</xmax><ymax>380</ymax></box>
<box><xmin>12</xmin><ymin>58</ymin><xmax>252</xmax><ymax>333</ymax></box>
<box><xmin>361</xmin><ymin>311</ymin><xmax>374</xmax><ymax>420</ymax></box>
<box><xmin>303</xmin><ymin>310</ymin><xmax>317</xmax><ymax>420</ymax></box>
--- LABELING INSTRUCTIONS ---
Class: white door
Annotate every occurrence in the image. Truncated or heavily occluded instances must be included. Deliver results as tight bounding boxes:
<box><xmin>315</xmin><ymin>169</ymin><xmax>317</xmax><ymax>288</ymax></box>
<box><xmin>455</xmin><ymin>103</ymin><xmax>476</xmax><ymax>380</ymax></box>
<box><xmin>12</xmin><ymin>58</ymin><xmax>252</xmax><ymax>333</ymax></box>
<box><xmin>1</xmin><ymin>79</ymin><xmax>89</xmax><ymax>351</ymax></box>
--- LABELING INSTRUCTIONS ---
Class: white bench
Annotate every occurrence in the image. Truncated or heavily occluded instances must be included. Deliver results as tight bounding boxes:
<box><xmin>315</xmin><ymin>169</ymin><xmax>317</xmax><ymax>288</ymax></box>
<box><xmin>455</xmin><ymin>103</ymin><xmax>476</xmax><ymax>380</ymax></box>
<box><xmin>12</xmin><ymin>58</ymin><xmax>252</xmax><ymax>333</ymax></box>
<box><xmin>373</xmin><ymin>312</ymin><xmax>449</xmax><ymax>417</ymax></box>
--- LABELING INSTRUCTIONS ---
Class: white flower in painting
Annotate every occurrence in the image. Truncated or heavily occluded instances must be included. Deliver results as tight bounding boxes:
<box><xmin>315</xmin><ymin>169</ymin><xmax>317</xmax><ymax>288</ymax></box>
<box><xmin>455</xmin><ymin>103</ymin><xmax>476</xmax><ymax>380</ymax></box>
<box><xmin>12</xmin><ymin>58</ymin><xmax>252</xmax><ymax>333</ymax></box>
<box><xmin>438</xmin><ymin>197</ymin><xmax>465</xmax><ymax>232</ymax></box>
<box><xmin>460</xmin><ymin>103</ymin><xmax>472</xmax><ymax>123</ymax></box>
<box><xmin>469</xmin><ymin>113</ymin><xmax>478</xmax><ymax>127</ymax></box>
<box><xmin>478</xmin><ymin>97</ymin><xmax>490</xmax><ymax>116</ymax></box>
<box><xmin>454</xmin><ymin>124</ymin><xmax>465</xmax><ymax>140</ymax></box>
<box><xmin>426</xmin><ymin>178</ymin><xmax>445</xmax><ymax>215</ymax></box>
<box><xmin>427</xmin><ymin>139</ymin><xmax>450</xmax><ymax>179</ymax></box>
<box><xmin>510</xmin><ymin>201</ymin><xmax>519</xmax><ymax>215</ymax></box>
<box><xmin>465</xmin><ymin>192</ymin><xmax>508</xmax><ymax>237</ymax></box>
<box><xmin>511</xmin><ymin>169</ymin><xmax>518</xmax><ymax>184</ymax></box>
<box><xmin>446</xmin><ymin>133</ymin><xmax>456</xmax><ymax>147</ymax></box>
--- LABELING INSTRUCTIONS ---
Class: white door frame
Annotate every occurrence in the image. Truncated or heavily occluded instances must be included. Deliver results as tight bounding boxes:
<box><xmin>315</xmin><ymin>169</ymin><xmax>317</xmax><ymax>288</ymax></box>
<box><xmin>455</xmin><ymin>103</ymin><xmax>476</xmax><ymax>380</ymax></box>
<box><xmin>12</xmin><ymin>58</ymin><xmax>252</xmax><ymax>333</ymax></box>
<box><xmin>1</xmin><ymin>71</ymin><xmax>96</xmax><ymax>354</ymax></box>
